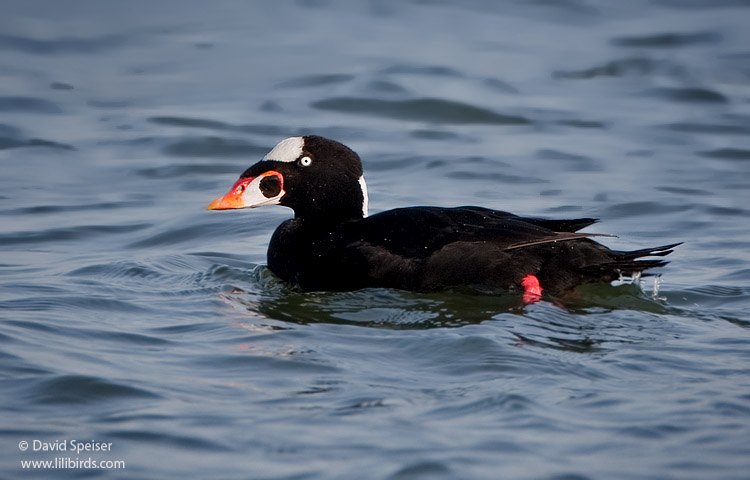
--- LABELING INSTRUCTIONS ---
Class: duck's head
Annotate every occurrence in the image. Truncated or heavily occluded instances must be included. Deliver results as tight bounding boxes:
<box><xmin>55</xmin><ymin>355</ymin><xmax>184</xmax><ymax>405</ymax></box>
<box><xmin>208</xmin><ymin>136</ymin><xmax>368</xmax><ymax>221</ymax></box>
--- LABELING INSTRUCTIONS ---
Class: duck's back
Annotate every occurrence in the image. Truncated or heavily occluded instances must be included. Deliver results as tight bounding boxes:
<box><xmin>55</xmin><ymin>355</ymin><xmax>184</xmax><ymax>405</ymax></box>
<box><xmin>267</xmin><ymin>206</ymin><xmax>676</xmax><ymax>294</ymax></box>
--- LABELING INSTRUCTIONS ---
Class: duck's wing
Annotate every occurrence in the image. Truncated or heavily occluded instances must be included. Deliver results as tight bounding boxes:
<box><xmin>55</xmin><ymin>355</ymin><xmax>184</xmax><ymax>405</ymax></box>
<box><xmin>353</xmin><ymin>206</ymin><xmax>601</xmax><ymax>258</ymax></box>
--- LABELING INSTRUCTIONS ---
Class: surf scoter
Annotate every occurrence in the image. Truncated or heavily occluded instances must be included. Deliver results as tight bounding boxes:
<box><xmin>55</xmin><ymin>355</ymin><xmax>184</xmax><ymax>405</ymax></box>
<box><xmin>208</xmin><ymin>136</ymin><xmax>679</xmax><ymax>301</ymax></box>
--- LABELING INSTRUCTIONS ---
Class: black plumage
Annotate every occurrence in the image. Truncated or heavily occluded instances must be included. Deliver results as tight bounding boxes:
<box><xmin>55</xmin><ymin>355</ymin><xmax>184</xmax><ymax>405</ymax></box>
<box><xmin>208</xmin><ymin>136</ymin><xmax>679</xmax><ymax>298</ymax></box>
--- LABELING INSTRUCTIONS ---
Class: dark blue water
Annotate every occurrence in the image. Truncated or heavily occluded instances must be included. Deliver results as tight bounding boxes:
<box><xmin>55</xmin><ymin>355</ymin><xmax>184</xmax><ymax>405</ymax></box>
<box><xmin>2</xmin><ymin>1</ymin><xmax>750</xmax><ymax>479</ymax></box>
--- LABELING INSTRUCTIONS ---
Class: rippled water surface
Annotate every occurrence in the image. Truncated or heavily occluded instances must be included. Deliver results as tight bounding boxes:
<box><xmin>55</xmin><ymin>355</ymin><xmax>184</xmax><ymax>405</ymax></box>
<box><xmin>2</xmin><ymin>1</ymin><xmax>750</xmax><ymax>479</ymax></box>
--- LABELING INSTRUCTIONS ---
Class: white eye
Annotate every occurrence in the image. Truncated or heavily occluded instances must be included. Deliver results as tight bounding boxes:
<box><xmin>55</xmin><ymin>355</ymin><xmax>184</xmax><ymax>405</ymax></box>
<box><xmin>299</xmin><ymin>156</ymin><xmax>312</xmax><ymax>167</ymax></box>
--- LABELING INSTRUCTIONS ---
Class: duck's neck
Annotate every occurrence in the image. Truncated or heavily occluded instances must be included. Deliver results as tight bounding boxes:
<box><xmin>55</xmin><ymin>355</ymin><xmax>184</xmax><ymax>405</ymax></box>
<box><xmin>294</xmin><ymin>175</ymin><xmax>369</xmax><ymax>224</ymax></box>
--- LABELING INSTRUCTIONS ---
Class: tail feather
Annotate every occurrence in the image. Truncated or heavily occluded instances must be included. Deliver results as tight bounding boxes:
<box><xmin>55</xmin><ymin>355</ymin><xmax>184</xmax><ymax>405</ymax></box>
<box><xmin>581</xmin><ymin>259</ymin><xmax>670</xmax><ymax>275</ymax></box>
<box><xmin>581</xmin><ymin>242</ymin><xmax>682</xmax><ymax>278</ymax></box>
<box><xmin>612</xmin><ymin>242</ymin><xmax>683</xmax><ymax>260</ymax></box>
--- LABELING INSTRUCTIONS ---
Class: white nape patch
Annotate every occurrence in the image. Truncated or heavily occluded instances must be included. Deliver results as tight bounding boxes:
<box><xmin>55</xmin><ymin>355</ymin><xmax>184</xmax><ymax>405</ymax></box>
<box><xmin>263</xmin><ymin>137</ymin><xmax>304</xmax><ymax>163</ymax></box>
<box><xmin>358</xmin><ymin>175</ymin><xmax>369</xmax><ymax>218</ymax></box>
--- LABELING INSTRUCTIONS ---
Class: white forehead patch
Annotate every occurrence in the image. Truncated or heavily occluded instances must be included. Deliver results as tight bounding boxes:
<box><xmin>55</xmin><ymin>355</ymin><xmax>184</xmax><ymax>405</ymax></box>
<box><xmin>263</xmin><ymin>137</ymin><xmax>304</xmax><ymax>163</ymax></box>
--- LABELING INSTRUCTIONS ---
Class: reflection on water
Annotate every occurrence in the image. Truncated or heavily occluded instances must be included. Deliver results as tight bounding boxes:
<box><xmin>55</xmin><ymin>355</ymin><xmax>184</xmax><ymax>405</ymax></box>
<box><xmin>222</xmin><ymin>267</ymin><xmax>670</xmax><ymax>331</ymax></box>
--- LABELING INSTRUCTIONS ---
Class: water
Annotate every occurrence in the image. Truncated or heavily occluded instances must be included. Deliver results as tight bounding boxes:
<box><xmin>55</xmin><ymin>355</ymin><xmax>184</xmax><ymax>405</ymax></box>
<box><xmin>1</xmin><ymin>0</ymin><xmax>750</xmax><ymax>478</ymax></box>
